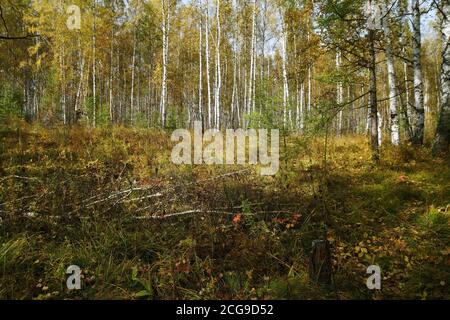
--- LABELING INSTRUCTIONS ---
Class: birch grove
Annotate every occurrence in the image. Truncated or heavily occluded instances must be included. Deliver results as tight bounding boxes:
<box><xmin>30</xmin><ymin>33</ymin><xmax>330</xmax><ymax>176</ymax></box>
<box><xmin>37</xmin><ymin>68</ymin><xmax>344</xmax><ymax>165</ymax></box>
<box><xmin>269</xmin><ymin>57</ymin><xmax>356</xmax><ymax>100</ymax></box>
<box><xmin>0</xmin><ymin>0</ymin><xmax>448</xmax><ymax>155</ymax></box>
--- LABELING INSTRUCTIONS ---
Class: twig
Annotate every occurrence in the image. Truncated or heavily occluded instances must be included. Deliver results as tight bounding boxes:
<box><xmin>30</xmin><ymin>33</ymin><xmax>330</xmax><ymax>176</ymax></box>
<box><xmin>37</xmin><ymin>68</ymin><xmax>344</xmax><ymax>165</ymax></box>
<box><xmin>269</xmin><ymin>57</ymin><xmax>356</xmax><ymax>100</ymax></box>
<box><xmin>0</xmin><ymin>175</ymin><xmax>41</xmax><ymax>182</ymax></box>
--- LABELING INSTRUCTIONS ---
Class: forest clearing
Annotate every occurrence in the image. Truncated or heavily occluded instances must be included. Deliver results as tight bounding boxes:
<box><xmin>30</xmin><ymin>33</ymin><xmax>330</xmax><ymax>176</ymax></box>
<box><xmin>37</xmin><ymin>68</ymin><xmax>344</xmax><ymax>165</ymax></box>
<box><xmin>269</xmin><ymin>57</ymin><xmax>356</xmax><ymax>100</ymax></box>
<box><xmin>0</xmin><ymin>120</ymin><xmax>448</xmax><ymax>299</ymax></box>
<box><xmin>0</xmin><ymin>0</ymin><xmax>449</xmax><ymax>302</ymax></box>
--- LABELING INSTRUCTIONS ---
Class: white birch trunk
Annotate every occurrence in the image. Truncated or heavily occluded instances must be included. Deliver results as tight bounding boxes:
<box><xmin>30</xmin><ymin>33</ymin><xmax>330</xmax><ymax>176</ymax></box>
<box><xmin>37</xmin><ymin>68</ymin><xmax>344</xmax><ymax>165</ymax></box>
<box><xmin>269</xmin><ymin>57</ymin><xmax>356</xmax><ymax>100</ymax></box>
<box><xmin>198</xmin><ymin>18</ymin><xmax>203</xmax><ymax>125</ymax></box>
<box><xmin>308</xmin><ymin>66</ymin><xmax>312</xmax><ymax>112</ymax></box>
<box><xmin>214</xmin><ymin>0</ymin><xmax>221</xmax><ymax>129</ymax></box>
<box><xmin>412</xmin><ymin>0</ymin><xmax>425</xmax><ymax>144</ymax></box>
<box><xmin>92</xmin><ymin>0</ymin><xmax>97</xmax><ymax>127</ymax></box>
<box><xmin>109</xmin><ymin>28</ymin><xmax>114</xmax><ymax>123</ymax></box>
<box><xmin>369</xmin><ymin>29</ymin><xmax>379</xmax><ymax>160</ymax></box>
<box><xmin>160</xmin><ymin>0</ymin><xmax>169</xmax><ymax>127</ymax></box>
<box><xmin>300</xmin><ymin>82</ymin><xmax>305</xmax><ymax>131</ymax></box>
<box><xmin>281</xmin><ymin>13</ymin><xmax>289</xmax><ymax>127</ymax></box>
<box><xmin>130</xmin><ymin>28</ymin><xmax>136</xmax><ymax>125</ymax></box>
<box><xmin>336</xmin><ymin>50</ymin><xmax>344</xmax><ymax>135</ymax></box>
<box><xmin>377</xmin><ymin>111</ymin><xmax>382</xmax><ymax>146</ymax></box>
<box><xmin>75</xmin><ymin>42</ymin><xmax>85</xmax><ymax>118</ymax></box>
<box><xmin>382</xmin><ymin>11</ymin><xmax>400</xmax><ymax>145</ymax></box>
<box><xmin>247</xmin><ymin>0</ymin><xmax>257</xmax><ymax>123</ymax></box>
<box><xmin>205</xmin><ymin>0</ymin><xmax>212</xmax><ymax>128</ymax></box>
<box><xmin>433</xmin><ymin>0</ymin><xmax>450</xmax><ymax>155</ymax></box>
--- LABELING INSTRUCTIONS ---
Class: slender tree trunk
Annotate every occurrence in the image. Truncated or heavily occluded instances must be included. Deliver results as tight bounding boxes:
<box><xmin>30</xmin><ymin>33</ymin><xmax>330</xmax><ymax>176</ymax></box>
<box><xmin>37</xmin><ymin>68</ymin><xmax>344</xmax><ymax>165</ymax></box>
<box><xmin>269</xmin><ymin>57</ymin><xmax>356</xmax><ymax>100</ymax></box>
<box><xmin>160</xmin><ymin>0</ymin><xmax>169</xmax><ymax>127</ymax></box>
<box><xmin>205</xmin><ymin>0</ymin><xmax>212</xmax><ymax>128</ymax></box>
<box><xmin>92</xmin><ymin>0</ymin><xmax>97</xmax><ymax>127</ymax></box>
<box><xmin>252</xmin><ymin>1</ymin><xmax>257</xmax><ymax>116</ymax></box>
<box><xmin>402</xmin><ymin>43</ymin><xmax>413</xmax><ymax>139</ymax></box>
<box><xmin>294</xmin><ymin>34</ymin><xmax>301</xmax><ymax>132</ymax></box>
<box><xmin>307</xmin><ymin>16</ymin><xmax>313</xmax><ymax>116</ymax></box>
<box><xmin>378</xmin><ymin>111</ymin><xmax>382</xmax><ymax>146</ymax></box>
<box><xmin>411</xmin><ymin>0</ymin><xmax>425</xmax><ymax>144</ymax></box>
<box><xmin>198</xmin><ymin>18</ymin><xmax>203</xmax><ymax>127</ymax></box>
<box><xmin>281</xmin><ymin>12</ymin><xmax>289</xmax><ymax>128</ymax></box>
<box><xmin>214</xmin><ymin>0</ymin><xmax>221</xmax><ymax>129</ymax></box>
<box><xmin>336</xmin><ymin>50</ymin><xmax>344</xmax><ymax>135</ymax></box>
<box><xmin>231</xmin><ymin>33</ymin><xmax>237</xmax><ymax>128</ymax></box>
<box><xmin>433</xmin><ymin>1</ymin><xmax>450</xmax><ymax>155</ymax></box>
<box><xmin>247</xmin><ymin>0</ymin><xmax>257</xmax><ymax>126</ymax></box>
<box><xmin>382</xmin><ymin>11</ymin><xmax>400</xmax><ymax>145</ymax></box>
<box><xmin>308</xmin><ymin>66</ymin><xmax>312</xmax><ymax>114</ymax></box>
<box><xmin>130</xmin><ymin>28</ymin><xmax>137</xmax><ymax>125</ymax></box>
<box><xmin>369</xmin><ymin>29</ymin><xmax>379</xmax><ymax>161</ymax></box>
<box><xmin>60</xmin><ymin>45</ymin><xmax>67</xmax><ymax>125</ymax></box>
<box><xmin>109</xmin><ymin>28</ymin><xmax>114</xmax><ymax>123</ymax></box>
<box><xmin>260</xmin><ymin>0</ymin><xmax>268</xmax><ymax>124</ymax></box>
<box><xmin>75</xmin><ymin>43</ymin><xmax>85</xmax><ymax>122</ymax></box>
<box><xmin>236</xmin><ymin>48</ymin><xmax>241</xmax><ymax>127</ymax></box>
<box><xmin>300</xmin><ymin>82</ymin><xmax>305</xmax><ymax>131</ymax></box>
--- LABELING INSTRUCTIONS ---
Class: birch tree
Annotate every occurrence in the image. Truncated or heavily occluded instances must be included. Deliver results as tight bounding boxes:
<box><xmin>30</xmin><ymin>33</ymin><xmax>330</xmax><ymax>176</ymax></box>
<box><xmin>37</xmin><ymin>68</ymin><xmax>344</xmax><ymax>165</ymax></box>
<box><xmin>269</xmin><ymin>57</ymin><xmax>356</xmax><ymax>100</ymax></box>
<box><xmin>336</xmin><ymin>50</ymin><xmax>344</xmax><ymax>135</ymax></box>
<box><xmin>411</xmin><ymin>0</ymin><xmax>425</xmax><ymax>144</ymax></box>
<box><xmin>281</xmin><ymin>9</ymin><xmax>289</xmax><ymax>128</ymax></box>
<box><xmin>230</xmin><ymin>0</ymin><xmax>238</xmax><ymax>128</ymax></box>
<box><xmin>205</xmin><ymin>0</ymin><xmax>212</xmax><ymax>128</ymax></box>
<box><xmin>130</xmin><ymin>28</ymin><xmax>137</xmax><ymax>125</ymax></box>
<box><xmin>382</xmin><ymin>4</ymin><xmax>400</xmax><ymax>145</ymax></box>
<box><xmin>247</xmin><ymin>0</ymin><xmax>257</xmax><ymax>124</ymax></box>
<box><xmin>214</xmin><ymin>0</ymin><xmax>221</xmax><ymax>128</ymax></box>
<box><xmin>198</xmin><ymin>12</ymin><xmax>203</xmax><ymax>127</ymax></box>
<box><xmin>92</xmin><ymin>0</ymin><xmax>97</xmax><ymax>127</ymax></box>
<box><xmin>160</xmin><ymin>0</ymin><xmax>169</xmax><ymax>127</ymax></box>
<box><xmin>433</xmin><ymin>0</ymin><xmax>450</xmax><ymax>155</ymax></box>
<box><xmin>368</xmin><ymin>26</ymin><xmax>380</xmax><ymax>160</ymax></box>
<box><xmin>109</xmin><ymin>27</ymin><xmax>114</xmax><ymax>123</ymax></box>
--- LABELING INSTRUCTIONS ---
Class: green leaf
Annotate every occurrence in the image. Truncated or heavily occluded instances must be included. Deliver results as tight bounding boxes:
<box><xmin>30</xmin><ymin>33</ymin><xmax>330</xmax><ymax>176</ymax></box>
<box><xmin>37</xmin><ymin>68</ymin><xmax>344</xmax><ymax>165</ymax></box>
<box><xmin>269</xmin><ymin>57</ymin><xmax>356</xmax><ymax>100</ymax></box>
<box><xmin>135</xmin><ymin>290</ymin><xmax>150</xmax><ymax>298</ymax></box>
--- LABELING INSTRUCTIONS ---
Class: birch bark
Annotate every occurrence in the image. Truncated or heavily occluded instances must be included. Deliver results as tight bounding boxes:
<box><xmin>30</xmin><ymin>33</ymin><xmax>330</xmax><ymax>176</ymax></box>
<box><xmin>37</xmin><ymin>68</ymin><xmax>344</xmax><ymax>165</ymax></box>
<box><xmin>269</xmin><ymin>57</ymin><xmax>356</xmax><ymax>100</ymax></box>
<box><xmin>411</xmin><ymin>0</ymin><xmax>425</xmax><ymax>144</ymax></box>
<box><xmin>382</xmin><ymin>10</ymin><xmax>400</xmax><ymax>145</ymax></box>
<box><xmin>433</xmin><ymin>0</ymin><xmax>450</xmax><ymax>155</ymax></box>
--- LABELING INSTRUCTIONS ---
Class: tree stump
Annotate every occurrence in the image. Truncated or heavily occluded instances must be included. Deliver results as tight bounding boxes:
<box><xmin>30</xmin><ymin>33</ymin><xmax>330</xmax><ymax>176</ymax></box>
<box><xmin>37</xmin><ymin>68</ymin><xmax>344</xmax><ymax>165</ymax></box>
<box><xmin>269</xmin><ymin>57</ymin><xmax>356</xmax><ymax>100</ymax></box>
<box><xmin>309</xmin><ymin>240</ymin><xmax>332</xmax><ymax>285</ymax></box>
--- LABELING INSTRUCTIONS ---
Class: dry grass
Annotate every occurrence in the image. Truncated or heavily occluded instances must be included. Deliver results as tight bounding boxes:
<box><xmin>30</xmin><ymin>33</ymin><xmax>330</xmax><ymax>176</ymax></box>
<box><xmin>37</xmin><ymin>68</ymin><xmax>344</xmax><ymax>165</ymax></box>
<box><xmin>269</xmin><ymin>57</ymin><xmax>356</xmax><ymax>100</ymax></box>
<box><xmin>0</xmin><ymin>120</ymin><xmax>448</xmax><ymax>299</ymax></box>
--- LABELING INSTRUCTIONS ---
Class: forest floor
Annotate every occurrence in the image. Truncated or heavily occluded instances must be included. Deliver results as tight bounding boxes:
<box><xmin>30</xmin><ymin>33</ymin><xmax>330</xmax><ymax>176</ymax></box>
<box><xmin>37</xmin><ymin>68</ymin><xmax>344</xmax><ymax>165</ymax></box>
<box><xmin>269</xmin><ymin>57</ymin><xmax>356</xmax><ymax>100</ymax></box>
<box><xmin>0</xmin><ymin>119</ymin><xmax>449</xmax><ymax>300</ymax></box>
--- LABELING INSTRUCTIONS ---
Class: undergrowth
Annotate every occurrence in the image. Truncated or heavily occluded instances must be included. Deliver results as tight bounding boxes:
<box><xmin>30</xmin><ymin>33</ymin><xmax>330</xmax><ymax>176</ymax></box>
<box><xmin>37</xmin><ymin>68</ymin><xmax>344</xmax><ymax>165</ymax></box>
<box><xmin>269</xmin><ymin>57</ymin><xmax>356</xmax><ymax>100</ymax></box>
<box><xmin>0</xmin><ymin>119</ymin><xmax>448</xmax><ymax>299</ymax></box>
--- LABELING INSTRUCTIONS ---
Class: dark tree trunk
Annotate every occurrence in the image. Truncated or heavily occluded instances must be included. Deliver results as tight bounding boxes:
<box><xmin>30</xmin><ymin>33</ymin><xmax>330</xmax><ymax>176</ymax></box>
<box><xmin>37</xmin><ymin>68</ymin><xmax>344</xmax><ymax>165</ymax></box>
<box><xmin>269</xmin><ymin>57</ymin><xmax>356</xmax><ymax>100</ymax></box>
<box><xmin>368</xmin><ymin>29</ymin><xmax>379</xmax><ymax>161</ymax></box>
<box><xmin>309</xmin><ymin>240</ymin><xmax>332</xmax><ymax>286</ymax></box>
